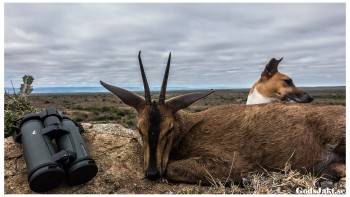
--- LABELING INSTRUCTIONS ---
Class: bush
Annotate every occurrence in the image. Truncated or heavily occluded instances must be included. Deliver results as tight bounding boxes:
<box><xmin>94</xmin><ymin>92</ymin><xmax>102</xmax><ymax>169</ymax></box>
<box><xmin>72</xmin><ymin>112</ymin><xmax>89</xmax><ymax>122</ymax></box>
<box><xmin>116</xmin><ymin>110</ymin><xmax>126</xmax><ymax>116</ymax></box>
<box><xmin>4</xmin><ymin>93</ymin><xmax>36</xmax><ymax>138</ymax></box>
<box><xmin>75</xmin><ymin>105</ymin><xmax>84</xmax><ymax>110</ymax></box>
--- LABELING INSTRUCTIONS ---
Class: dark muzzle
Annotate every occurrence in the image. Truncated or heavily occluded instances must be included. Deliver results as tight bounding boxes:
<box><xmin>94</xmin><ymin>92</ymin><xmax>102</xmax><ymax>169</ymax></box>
<box><xmin>146</xmin><ymin>167</ymin><xmax>160</xmax><ymax>180</ymax></box>
<box><xmin>282</xmin><ymin>92</ymin><xmax>313</xmax><ymax>103</ymax></box>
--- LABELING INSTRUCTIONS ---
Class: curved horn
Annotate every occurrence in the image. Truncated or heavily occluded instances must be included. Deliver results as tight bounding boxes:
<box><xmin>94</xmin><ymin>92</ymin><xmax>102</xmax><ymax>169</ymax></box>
<box><xmin>159</xmin><ymin>52</ymin><xmax>171</xmax><ymax>105</ymax></box>
<box><xmin>138</xmin><ymin>51</ymin><xmax>152</xmax><ymax>105</ymax></box>
<box><xmin>100</xmin><ymin>81</ymin><xmax>145</xmax><ymax>111</ymax></box>
<box><xmin>166</xmin><ymin>90</ymin><xmax>215</xmax><ymax>112</ymax></box>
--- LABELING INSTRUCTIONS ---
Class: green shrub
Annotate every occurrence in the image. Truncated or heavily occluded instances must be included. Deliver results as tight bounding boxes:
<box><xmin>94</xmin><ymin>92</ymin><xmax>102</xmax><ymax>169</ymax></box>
<box><xmin>75</xmin><ymin>105</ymin><xmax>84</xmax><ymax>110</ymax></box>
<box><xmin>125</xmin><ymin>120</ymin><xmax>135</xmax><ymax>127</ymax></box>
<box><xmin>194</xmin><ymin>108</ymin><xmax>203</xmax><ymax>112</ymax></box>
<box><xmin>4</xmin><ymin>93</ymin><xmax>36</xmax><ymax>138</ymax></box>
<box><xmin>72</xmin><ymin>112</ymin><xmax>89</xmax><ymax>122</ymax></box>
<box><xmin>116</xmin><ymin>110</ymin><xmax>126</xmax><ymax>116</ymax></box>
<box><xmin>101</xmin><ymin>106</ymin><xmax>111</xmax><ymax>112</ymax></box>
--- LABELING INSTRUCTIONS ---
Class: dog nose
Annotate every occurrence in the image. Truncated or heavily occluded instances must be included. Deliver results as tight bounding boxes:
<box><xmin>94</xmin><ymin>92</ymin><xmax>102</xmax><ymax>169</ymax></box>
<box><xmin>146</xmin><ymin>169</ymin><xmax>160</xmax><ymax>180</ymax></box>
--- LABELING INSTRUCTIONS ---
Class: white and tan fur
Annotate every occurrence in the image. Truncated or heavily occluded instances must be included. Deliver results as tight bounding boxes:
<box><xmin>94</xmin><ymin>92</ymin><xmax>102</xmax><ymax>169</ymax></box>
<box><xmin>247</xmin><ymin>58</ymin><xmax>313</xmax><ymax>105</ymax></box>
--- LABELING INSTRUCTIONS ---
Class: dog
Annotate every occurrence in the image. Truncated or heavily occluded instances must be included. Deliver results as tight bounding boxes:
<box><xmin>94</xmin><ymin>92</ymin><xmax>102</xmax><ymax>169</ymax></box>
<box><xmin>246</xmin><ymin>58</ymin><xmax>313</xmax><ymax>105</ymax></box>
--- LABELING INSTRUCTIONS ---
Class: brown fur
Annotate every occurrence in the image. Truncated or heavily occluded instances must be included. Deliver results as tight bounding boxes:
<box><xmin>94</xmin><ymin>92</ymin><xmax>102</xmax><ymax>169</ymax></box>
<box><xmin>165</xmin><ymin>104</ymin><xmax>345</xmax><ymax>184</ymax></box>
<box><xmin>101</xmin><ymin>52</ymin><xmax>344</xmax><ymax>185</ymax></box>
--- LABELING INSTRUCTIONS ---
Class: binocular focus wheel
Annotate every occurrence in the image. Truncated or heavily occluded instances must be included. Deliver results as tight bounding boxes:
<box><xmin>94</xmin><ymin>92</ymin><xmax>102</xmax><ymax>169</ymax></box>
<box><xmin>29</xmin><ymin>165</ymin><xmax>66</xmax><ymax>193</ymax></box>
<box><xmin>67</xmin><ymin>160</ymin><xmax>98</xmax><ymax>186</ymax></box>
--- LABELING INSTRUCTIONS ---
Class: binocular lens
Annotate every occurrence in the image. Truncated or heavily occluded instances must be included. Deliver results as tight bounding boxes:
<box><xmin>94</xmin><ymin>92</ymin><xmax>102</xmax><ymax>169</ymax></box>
<box><xmin>68</xmin><ymin>160</ymin><xmax>98</xmax><ymax>185</ymax></box>
<box><xmin>29</xmin><ymin>165</ymin><xmax>66</xmax><ymax>193</ymax></box>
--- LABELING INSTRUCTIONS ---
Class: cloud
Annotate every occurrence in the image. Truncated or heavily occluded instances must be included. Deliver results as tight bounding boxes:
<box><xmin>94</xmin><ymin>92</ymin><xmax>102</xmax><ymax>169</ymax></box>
<box><xmin>4</xmin><ymin>3</ymin><xmax>346</xmax><ymax>90</ymax></box>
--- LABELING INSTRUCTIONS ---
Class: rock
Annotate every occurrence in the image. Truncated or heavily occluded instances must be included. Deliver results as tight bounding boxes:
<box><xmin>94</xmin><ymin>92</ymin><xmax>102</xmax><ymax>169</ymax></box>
<box><xmin>4</xmin><ymin>123</ymin><xmax>195</xmax><ymax>194</ymax></box>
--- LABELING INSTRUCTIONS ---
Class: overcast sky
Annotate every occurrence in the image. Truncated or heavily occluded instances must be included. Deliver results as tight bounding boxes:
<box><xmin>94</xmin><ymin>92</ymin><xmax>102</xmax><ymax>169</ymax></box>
<box><xmin>4</xmin><ymin>3</ymin><xmax>346</xmax><ymax>90</ymax></box>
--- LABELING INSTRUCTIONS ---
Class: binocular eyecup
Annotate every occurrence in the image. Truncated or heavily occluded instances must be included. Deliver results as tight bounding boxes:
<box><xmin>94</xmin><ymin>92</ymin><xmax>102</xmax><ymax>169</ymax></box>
<box><xmin>12</xmin><ymin>109</ymin><xmax>98</xmax><ymax>193</ymax></box>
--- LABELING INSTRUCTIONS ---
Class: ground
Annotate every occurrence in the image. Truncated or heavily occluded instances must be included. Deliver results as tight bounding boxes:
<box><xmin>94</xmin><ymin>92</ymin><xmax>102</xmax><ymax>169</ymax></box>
<box><xmin>4</xmin><ymin>87</ymin><xmax>346</xmax><ymax>194</ymax></box>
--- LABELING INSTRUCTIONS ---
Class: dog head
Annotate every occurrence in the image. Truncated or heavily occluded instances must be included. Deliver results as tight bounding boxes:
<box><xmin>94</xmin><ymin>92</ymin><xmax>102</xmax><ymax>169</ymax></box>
<box><xmin>247</xmin><ymin>58</ymin><xmax>313</xmax><ymax>105</ymax></box>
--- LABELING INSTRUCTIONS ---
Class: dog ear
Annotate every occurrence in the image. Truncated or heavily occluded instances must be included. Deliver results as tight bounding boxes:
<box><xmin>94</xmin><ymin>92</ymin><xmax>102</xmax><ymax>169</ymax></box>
<box><xmin>261</xmin><ymin>57</ymin><xmax>283</xmax><ymax>78</ymax></box>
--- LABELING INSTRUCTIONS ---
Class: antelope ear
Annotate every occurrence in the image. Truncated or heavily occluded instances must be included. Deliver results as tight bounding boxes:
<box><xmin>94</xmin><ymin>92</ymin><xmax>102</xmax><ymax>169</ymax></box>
<box><xmin>261</xmin><ymin>57</ymin><xmax>283</xmax><ymax>78</ymax></box>
<box><xmin>100</xmin><ymin>81</ymin><xmax>145</xmax><ymax>111</ymax></box>
<box><xmin>165</xmin><ymin>90</ymin><xmax>214</xmax><ymax>112</ymax></box>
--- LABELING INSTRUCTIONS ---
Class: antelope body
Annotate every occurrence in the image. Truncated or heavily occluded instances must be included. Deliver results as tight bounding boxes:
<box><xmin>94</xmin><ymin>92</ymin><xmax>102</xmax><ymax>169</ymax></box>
<box><xmin>101</xmin><ymin>51</ymin><xmax>345</xmax><ymax>185</ymax></box>
<box><xmin>165</xmin><ymin>104</ymin><xmax>345</xmax><ymax>184</ymax></box>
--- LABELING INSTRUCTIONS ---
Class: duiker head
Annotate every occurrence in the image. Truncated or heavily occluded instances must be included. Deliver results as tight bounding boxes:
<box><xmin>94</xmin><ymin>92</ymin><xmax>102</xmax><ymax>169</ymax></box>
<box><xmin>100</xmin><ymin>51</ymin><xmax>213</xmax><ymax>180</ymax></box>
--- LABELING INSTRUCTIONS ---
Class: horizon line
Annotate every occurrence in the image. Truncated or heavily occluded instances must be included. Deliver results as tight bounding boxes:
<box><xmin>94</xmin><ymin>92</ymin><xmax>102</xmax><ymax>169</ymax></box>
<box><xmin>4</xmin><ymin>85</ymin><xmax>346</xmax><ymax>95</ymax></box>
<box><xmin>4</xmin><ymin>85</ymin><xmax>346</xmax><ymax>89</ymax></box>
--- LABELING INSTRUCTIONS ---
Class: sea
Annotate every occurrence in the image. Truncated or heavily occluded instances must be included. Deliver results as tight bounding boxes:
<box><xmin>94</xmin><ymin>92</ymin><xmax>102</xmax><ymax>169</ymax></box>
<box><xmin>5</xmin><ymin>86</ymin><xmax>342</xmax><ymax>94</ymax></box>
<box><xmin>4</xmin><ymin>86</ymin><xmax>238</xmax><ymax>94</ymax></box>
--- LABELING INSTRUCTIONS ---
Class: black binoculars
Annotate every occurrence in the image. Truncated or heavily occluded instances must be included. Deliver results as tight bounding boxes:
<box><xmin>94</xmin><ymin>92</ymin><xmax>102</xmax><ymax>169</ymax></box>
<box><xmin>12</xmin><ymin>109</ymin><xmax>98</xmax><ymax>193</ymax></box>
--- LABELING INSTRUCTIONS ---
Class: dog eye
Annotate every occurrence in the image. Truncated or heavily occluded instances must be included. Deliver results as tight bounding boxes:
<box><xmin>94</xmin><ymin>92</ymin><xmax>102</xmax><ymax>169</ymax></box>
<box><xmin>284</xmin><ymin>79</ymin><xmax>293</xmax><ymax>86</ymax></box>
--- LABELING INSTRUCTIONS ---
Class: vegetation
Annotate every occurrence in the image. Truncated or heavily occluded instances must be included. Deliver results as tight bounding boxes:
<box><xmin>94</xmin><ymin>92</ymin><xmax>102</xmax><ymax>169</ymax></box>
<box><xmin>25</xmin><ymin>87</ymin><xmax>345</xmax><ymax>131</ymax></box>
<box><xmin>178</xmin><ymin>168</ymin><xmax>345</xmax><ymax>194</ymax></box>
<box><xmin>177</xmin><ymin>158</ymin><xmax>345</xmax><ymax>194</ymax></box>
<box><xmin>5</xmin><ymin>87</ymin><xmax>345</xmax><ymax>138</ymax></box>
<box><xmin>19</xmin><ymin>75</ymin><xmax>34</xmax><ymax>97</ymax></box>
<box><xmin>63</xmin><ymin>106</ymin><xmax>136</xmax><ymax>128</ymax></box>
<box><xmin>3</xmin><ymin>85</ymin><xmax>346</xmax><ymax>193</ymax></box>
<box><xmin>4</xmin><ymin>76</ymin><xmax>37</xmax><ymax>137</ymax></box>
<box><xmin>4</xmin><ymin>93</ymin><xmax>37</xmax><ymax>137</ymax></box>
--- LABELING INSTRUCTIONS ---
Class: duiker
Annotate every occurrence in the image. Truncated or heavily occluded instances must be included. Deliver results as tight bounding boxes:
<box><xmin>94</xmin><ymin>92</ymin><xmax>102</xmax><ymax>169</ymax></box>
<box><xmin>101</xmin><ymin>52</ymin><xmax>345</xmax><ymax>185</ymax></box>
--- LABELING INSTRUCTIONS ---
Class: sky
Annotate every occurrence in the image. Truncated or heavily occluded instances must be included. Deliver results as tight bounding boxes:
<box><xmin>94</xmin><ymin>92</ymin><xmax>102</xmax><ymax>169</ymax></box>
<box><xmin>4</xmin><ymin>3</ymin><xmax>346</xmax><ymax>90</ymax></box>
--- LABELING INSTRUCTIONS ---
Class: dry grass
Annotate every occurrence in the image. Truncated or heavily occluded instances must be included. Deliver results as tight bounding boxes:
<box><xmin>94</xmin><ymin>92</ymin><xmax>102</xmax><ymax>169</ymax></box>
<box><xmin>180</xmin><ymin>155</ymin><xmax>345</xmax><ymax>194</ymax></box>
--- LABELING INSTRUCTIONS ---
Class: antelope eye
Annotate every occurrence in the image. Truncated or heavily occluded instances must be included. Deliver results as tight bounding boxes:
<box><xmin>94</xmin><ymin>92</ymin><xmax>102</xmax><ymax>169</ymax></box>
<box><xmin>166</xmin><ymin>127</ymin><xmax>173</xmax><ymax>140</ymax></box>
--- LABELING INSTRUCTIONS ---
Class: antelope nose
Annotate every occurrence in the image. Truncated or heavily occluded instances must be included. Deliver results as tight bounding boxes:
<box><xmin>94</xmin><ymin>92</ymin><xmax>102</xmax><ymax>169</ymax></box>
<box><xmin>146</xmin><ymin>169</ymin><xmax>160</xmax><ymax>180</ymax></box>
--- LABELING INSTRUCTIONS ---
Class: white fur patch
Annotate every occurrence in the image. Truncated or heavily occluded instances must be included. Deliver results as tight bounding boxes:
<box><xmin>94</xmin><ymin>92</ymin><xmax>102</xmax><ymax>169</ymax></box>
<box><xmin>246</xmin><ymin>88</ymin><xmax>279</xmax><ymax>105</ymax></box>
